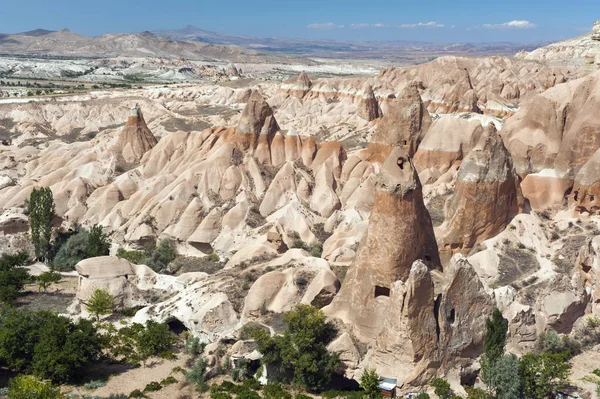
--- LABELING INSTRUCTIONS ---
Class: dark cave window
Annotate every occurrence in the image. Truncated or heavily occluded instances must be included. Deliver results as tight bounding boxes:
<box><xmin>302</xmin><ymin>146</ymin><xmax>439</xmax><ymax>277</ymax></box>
<box><xmin>374</xmin><ymin>285</ymin><xmax>391</xmax><ymax>298</ymax></box>
<box><xmin>448</xmin><ymin>309</ymin><xmax>456</xmax><ymax>324</ymax></box>
<box><xmin>397</xmin><ymin>157</ymin><xmax>405</xmax><ymax>170</ymax></box>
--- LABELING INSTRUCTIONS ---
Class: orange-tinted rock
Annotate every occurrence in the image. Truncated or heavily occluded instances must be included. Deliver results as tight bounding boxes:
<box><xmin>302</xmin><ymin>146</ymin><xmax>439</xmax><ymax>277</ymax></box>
<box><xmin>282</xmin><ymin>71</ymin><xmax>312</xmax><ymax>99</ymax></box>
<box><xmin>236</xmin><ymin>90</ymin><xmax>279</xmax><ymax>149</ymax></box>
<box><xmin>438</xmin><ymin>124</ymin><xmax>525</xmax><ymax>259</ymax></box>
<box><xmin>570</xmin><ymin>147</ymin><xmax>600</xmax><ymax>214</ymax></box>
<box><xmin>324</xmin><ymin>147</ymin><xmax>441</xmax><ymax>341</ymax></box>
<box><xmin>113</xmin><ymin>104</ymin><xmax>158</xmax><ymax>163</ymax></box>
<box><xmin>357</xmin><ymin>83</ymin><xmax>380</xmax><ymax>121</ymax></box>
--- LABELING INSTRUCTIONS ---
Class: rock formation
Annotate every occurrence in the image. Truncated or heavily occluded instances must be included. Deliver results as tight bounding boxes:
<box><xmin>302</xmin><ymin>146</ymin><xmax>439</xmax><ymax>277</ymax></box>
<box><xmin>357</xmin><ymin>84</ymin><xmax>380</xmax><ymax>121</ymax></box>
<box><xmin>570</xmin><ymin>147</ymin><xmax>600</xmax><ymax>214</ymax></box>
<box><xmin>591</xmin><ymin>20</ymin><xmax>600</xmax><ymax>41</ymax></box>
<box><xmin>112</xmin><ymin>103</ymin><xmax>158</xmax><ymax>163</ymax></box>
<box><xmin>438</xmin><ymin>124</ymin><xmax>525</xmax><ymax>259</ymax></box>
<box><xmin>236</xmin><ymin>90</ymin><xmax>280</xmax><ymax>151</ymax></box>
<box><xmin>282</xmin><ymin>71</ymin><xmax>312</xmax><ymax>99</ymax></box>
<box><xmin>366</xmin><ymin>83</ymin><xmax>431</xmax><ymax>162</ymax></box>
<box><xmin>324</xmin><ymin>147</ymin><xmax>441</xmax><ymax>341</ymax></box>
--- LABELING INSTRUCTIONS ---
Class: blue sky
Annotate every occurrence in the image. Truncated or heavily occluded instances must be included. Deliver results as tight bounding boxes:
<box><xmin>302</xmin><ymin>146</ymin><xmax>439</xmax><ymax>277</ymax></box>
<box><xmin>1</xmin><ymin>0</ymin><xmax>597</xmax><ymax>43</ymax></box>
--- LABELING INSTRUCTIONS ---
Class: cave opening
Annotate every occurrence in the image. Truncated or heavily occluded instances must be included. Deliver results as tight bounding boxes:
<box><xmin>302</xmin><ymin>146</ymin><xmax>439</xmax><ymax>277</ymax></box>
<box><xmin>374</xmin><ymin>285</ymin><xmax>391</xmax><ymax>298</ymax></box>
<box><xmin>166</xmin><ymin>318</ymin><xmax>188</xmax><ymax>335</ymax></box>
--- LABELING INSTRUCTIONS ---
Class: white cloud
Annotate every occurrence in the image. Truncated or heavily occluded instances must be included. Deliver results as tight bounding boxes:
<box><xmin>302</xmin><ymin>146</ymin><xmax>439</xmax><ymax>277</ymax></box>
<box><xmin>481</xmin><ymin>20</ymin><xmax>537</xmax><ymax>29</ymax></box>
<box><xmin>306</xmin><ymin>22</ymin><xmax>345</xmax><ymax>29</ymax></box>
<box><xmin>350</xmin><ymin>21</ymin><xmax>444</xmax><ymax>29</ymax></box>
<box><xmin>399</xmin><ymin>21</ymin><xmax>445</xmax><ymax>28</ymax></box>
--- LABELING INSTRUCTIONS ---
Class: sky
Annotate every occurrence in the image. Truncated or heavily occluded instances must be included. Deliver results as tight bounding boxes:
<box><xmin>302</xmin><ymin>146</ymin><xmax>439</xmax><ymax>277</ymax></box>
<box><xmin>0</xmin><ymin>0</ymin><xmax>597</xmax><ymax>43</ymax></box>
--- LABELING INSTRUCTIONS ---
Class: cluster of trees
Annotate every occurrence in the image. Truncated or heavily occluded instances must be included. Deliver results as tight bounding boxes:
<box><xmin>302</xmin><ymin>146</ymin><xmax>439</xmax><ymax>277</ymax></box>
<box><xmin>28</xmin><ymin>187</ymin><xmax>111</xmax><ymax>271</ymax></box>
<box><xmin>253</xmin><ymin>304</ymin><xmax>339</xmax><ymax>392</ymax></box>
<box><xmin>0</xmin><ymin>252</ymin><xmax>30</xmax><ymax>304</ymax></box>
<box><xmin>116</xmin><ymin>238</ymin><xmax>177</xmax><ymax>272</ymax></box>
<box><xmin>0</xmin><ymin>306</ymin><xmax>176</xmax><ymax>386</ymax></box>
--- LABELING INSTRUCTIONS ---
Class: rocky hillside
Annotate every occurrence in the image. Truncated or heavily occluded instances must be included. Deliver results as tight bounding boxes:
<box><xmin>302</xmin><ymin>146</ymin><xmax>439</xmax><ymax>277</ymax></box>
<box><xmin>1</xmin><ymin>31</ymin><xmax>600</xmax><ymax>397</ymax></box>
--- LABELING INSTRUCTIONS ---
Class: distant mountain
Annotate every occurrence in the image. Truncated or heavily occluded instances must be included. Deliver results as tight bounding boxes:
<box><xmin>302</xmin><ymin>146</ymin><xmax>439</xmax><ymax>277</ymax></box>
<box><xmin>154</xmin><ymin>25</ymin><xmax>549</xmax><ymax>59</ymax></box>
<box><xmin>0</xmin><ymin>29</ymin><xmax>312</xmax><ymax>64</ymax></box>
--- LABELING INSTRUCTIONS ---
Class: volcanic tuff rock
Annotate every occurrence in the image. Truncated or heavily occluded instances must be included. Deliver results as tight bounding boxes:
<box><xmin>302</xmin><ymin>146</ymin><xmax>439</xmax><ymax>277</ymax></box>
<box><xmin>570</xmin><ymin>147</ymin><xmax>600</xmax><ymax>214</ymax></box>
<box><xmin>437</xmin><ymin>124</ymin><xmax>525</xmax><ymax>259</ymax></box>
<box><xmin>324</xmin><ymin>147</ymin><xmax>441</xmax><ymax>341</ymax></box>
<box><xmin>281</xmin><ymin>71</ymin><xmax>313</xmax><ymax>99</ymax></box>
<box><xmin>502</xmin><ymin>70</ymin><xmax>600</xmax><ymax>209</ymax></box>
<box><xmin>367</xmin><ymin>83</ymin><xmax>431</xmax><ymax>162</ymax></box>
<box><xmin>236</xmin><ymin>90</ymin><xmax>280</xmax><ymax>145</ymax></box>
<box><xmin>593</xmin><ymin>21</ymin><xmax>600</xmax><ymax>41</ymax></box>
<box><xmin>357</xmin><ymin>83</ymin><xmax>380</xmax><ymax>121</ymax></box>
<box><xmin>112</xmin><ymin>104</ymin><xmax>158</xmax><ymax>164</ymax></box>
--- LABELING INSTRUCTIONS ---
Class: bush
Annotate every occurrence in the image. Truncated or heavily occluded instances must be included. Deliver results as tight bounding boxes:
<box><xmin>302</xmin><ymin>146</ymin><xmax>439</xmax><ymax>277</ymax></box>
<box><xmin>160</xmin><ymin>376</ymin><xmax>177</xmax><ymax>385</ymax></box>
<box><xmin>417</xmin><ymin>394</ymin><xmax>431</xmax><ymax>399</ymax></box>
<box><xmin>116</xmin><ymin>248</ymin><xmax>147</xmax><ymax>265</ymax></box>
<box><xmin>185</xmin><ymin>336</ymin><xmax>206</xmax><ymax>357</ymax></box>
<box><xmin>52</xmin><ymin>225</ymin><xmax>110</xmax><ymax>271</ymax></box>
<box><xmin>360</xmin><ymin>368</ymin><xmax>381</xmax><ymax>399</ymax></box>
<box><xmin>253</xmin><ymin>304</ymin><xmax>338</xmax><ymax>391</ymax></box>
<box><xmin>0</xmin><ymin>252</ymin><xmax>30</xmax><ymax>304</ymax></box>
<box><xmin>211</xmin><ymin>392</ymin><xmax>232</xmax><ymax>399</ymax></box>
<box><xmin>185</xmin><ymin>357</ymin><xmax>209</xmax><ymax>392</ymax></box>
<box><xmin>146</xmin><ymin>238</ymin><xmax>177</xmax><ymax>272</ymax></box>
<box><xmin>128</xmin><ymin>389</ymin><xmax>145</xmax><ymax>398</ymax></box>
<box><xmin>36</xmin><ymin>271</ymin><xmax>61</xmax><ymax>292</ymax></box>
<box><xmin>521</xmin><ymin>352</ymin><xmax>570</xmax><ymax>399</ymax></box>
<box><xmin>8</xmin><ymin>375</ymin><xmax>64</xmax><ymax>399</ymax></box>
<box><xmin>296</xmin><ymin>395</ymin><xmax>312</xmax><ymax>399</ymax></box>
<box><xmin>430</xmin><ymin>378</ymin><xmax>451</xmax><ymax>399</ymax></box>
<box><xmin>143</xmin><ymin>381</ymin><xmax>162</xmax><ymax>392</ymax></box>
<box><xmin>536</xmin><ymin>330</ymin><xmax>581</xmax><ymax>358</ymax></box>
<box><xmin>242</xmin><ymin>378</ymin><xmax>262</xmax><ymax>391</ymax></box>
<box><xmin>84</xmin><ymin>380</ymin><xmax>107</xmax><ymax>390</ymax></box>
<box><xmin>263</xmin><ymin>384</ymin><xmax>292</xmax><ymax>399</ymax></box>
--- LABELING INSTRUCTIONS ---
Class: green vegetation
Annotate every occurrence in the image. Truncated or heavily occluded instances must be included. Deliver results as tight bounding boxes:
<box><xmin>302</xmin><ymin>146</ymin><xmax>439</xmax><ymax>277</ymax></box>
<box><xmin>116</xmin><ymin>238</ymin><xmax>177</xmax><ymax>272</ymax></box>
<box><xmin>263</xmin><ymin>383</ymin><xmax>292</xmax><ymax>399</ymax></box>
<box><xmin>29</xmin><ymin>187</ymin><xmax>55</xmax><ymax>262</ymax></box>
<box><xmin>53</xmin><ymin>224</ymin><xmax>110</xmax><ymax>271</ymax></box>
<box><xmin>8</xmin><ymin>375</ymin><xmax>64</xmax><ymax>399</ymax></box>
<box><xmin>36</xmin><ymin>271</ymin><xmax>61</xmax><ymax>292</ymax></box>
<box><xmin>253</xmin><ymin>304</ymin><xmax>339</xmax><ymax>392</ymax></box>
<box><xmin>0</xmin><ymin>307</ymin><xmax>103</xmax><ymax>383</ymax></box>
<box><xmin>481</xmin><ymin>309</ymin><xmax>508</xmax><ymax>386</ymax></box>
<box><xmin>430</xmin><ymin>378</ymin><xmax>452</xmax><ymax>399</ymax></box>
<box><xmin>86</xmin><ymin>288</ymin><xmax>115</xmax><ymax>320</ymax></box>
<box><xmin>0</xmin><ymin>252</ymin><xmax>30</xmax><ymax>304</ymax></box>
<box><xmin>485</xmin><ymin>354</ymin><xmax>523</xmax><ymax>399</ymax></box>
<box><xmin>360</xmin><ymin>368</ymin><xmax>381</xmax><ymax>399</ymax></box>
<box><xmin>106</xmin><ymin>320</ymin><xmax>176</xmax><ymax>366</ymax></box>
<box><xmin>520</xmin><ymin>352</ymin><xmax>570</xmax><ymax>399</ymax></box>
<box><xmin>186</xmin><ymin>357</ymin><xmax>209</xmax><ymax>392</ymax></box>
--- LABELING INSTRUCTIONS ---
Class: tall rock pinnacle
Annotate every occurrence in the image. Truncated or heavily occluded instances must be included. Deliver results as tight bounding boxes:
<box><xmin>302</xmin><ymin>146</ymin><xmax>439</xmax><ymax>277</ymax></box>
<box><xmin>358</xmin><ymin>83</ymin><xmax>380</xmax><ymax>121</ymax></box>
<box><xmin>324</xmin><ymin>147</ymin><xmax>441</xmax><ymax>340</ymax></box>
<box><xmin>113</xmin><ymin>103</ymin><xmax>158</xmax><ymax>163</ymax></box>
<box><xmin>236</xmin><ymin>90</ymin><xmax>280</xmax><ymax>150</ymax></box>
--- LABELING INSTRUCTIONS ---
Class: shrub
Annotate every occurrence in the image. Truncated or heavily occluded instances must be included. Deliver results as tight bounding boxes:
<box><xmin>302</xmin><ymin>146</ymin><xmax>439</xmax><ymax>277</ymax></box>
<box><xmin>36</xmin><ymin>271</ymin><xmax>61</xmax><ymax>292</ymax></box>
<box><xmin>185</xmin><ymin>357</ymin><xmax>209</xmax><ymax>392</ymax></box>
<box><xmin>536</xmin><ymin>330</ymin><xmax>581</xmax><ymax>358</ymax></box>
<box><xmin>107</xmin><ymin>395</ymin><xmax>128</xmax><ymax>399</ymax></box>
<box><xmin>263</xmin><ymin>384</ymin><xmax>292</xmax><ymax>399</ymax></box>
<box><xmin>116</xmin><ymin>248</ymin><xmax>147</xmax><ymax>265</ymax></box>
<box><xmin>185</xmin><ymin>336</ymin><xmax>206</xmax><ymax>357</ymax></box>
<box><xmin>430</xmin><ymin>378</ymin><xmax>451</xmax><ymax>399</ymax></box>
<box><xmin>0</xmin><ymin>252</ymin><xmax>30</xmax><ymax>304</ymax></box>
<box><xmin>52</xmin><ymin>225</ymin><xmax>110</xmax><ymax>271</ymax></box>
<box><xmin>143</xmin><ymin>381</ymin><xmax>162</xmax><ymax>392</ymax></box>
<box><xmin>86</xmin><ymin>288</ymin><xmax>115</xmax><ymax>320</ymax></box>
<box><xmin>417</xmin><ymin>393</ymin><xmax>431</xmax><ymax>399</ymax></box>
<box><xmin>145</xmin><ymin>238</ymin><xmax>177</xmax><ymax>272</ymax></box>
<box><xmin>8</xmin><ymin>375</ymin><xmax>64</xmax><ymax>399</ymax></box>
<box><xmin>135</xmin><ymin>320</ymin><xmax>176</xmax><ymax>364</ymax></box>
<box><xmin>242</xmin><ymin>378</ymin><xmax>261</xmax><ymax>391</ymax></box>
<box><xmin>160</xmin><ymin>376</ymin><xmax>178</xmax><ymax>386</ymax></box>
<box><xmin>296</xmin><ymin>395</ymin><xmax>312</xmax><ymax>399</ymax></box>
<box><xmin>84</xmin><ymin>380</ymin><xmax>107</xmax><ymax>390</ymax></box>
<box><xmin>360</xmin><ymin>368</ymin><xmax>381</xmax><ymax>399</ymax></box>
<box><xmin>128</xmin><ymin>389</ymin><xmax>145</xmax><ymax>398</ymax></box>
<box><xmin>520</xmin><ymin>352</ymin><xmax>570</xmax><ymax>399</ymax></box>
<box><xmin>211</xmin><ymin>392</ymin><xmax>232</xmax><ymax>399</ymax></box>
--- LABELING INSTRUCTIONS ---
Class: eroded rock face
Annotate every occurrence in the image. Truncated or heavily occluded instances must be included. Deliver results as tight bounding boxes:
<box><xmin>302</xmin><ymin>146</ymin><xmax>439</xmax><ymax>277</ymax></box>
<box><xmin>358</xmin><ymin>84</ymin><xmax>380</xmax><ymax>121</ymax></box>
<box><xmin>236</xmin><ymin>90</ymin><xmax>280</xmax><ymax>147</ymax></box>
<box><xmin>570</xmin><ymin>147</ymin><xmax>600</xmax><ymax>214</ymax></box>
<box><xmin>592</xmin><ymin>21</ymin><xmax>600</xmax><ymax>41</ymax></box>
<box><xmin>438</xmin><ymin>124</ymin><xmax>525</xmax><ymax>259</ymax></box>
<box><xmin>282</xmin><ymin>72</ymin><xmax>313</xmax><ymax>99</ymax></box>
<box><xmin>112</xmin><ymin>104</ymin><xmax>158</xmax><ymax>163</ymax></box>
<box><xmin>366</xmin><ymin>256</ymin><xmax>493</xmax><ymax>389</ymax></box>
<box><xmin>367</xmin><ymin>83</ymin><xmax>432</xmax><ymax>161</ymax></box>
<box><xmin>324</xmin><ymin>147</ymin><xmax>441</xmax><ymax>341</ymax></box>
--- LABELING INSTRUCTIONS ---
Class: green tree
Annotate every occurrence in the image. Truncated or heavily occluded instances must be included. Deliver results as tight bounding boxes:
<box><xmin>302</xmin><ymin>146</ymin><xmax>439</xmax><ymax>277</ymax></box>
<box><xmin>86</xmin><ymin>224</ymin><xmax>110</xmax><ymax>258</ymax></box>
<box><xmin>253</xmin><ymin>304</ymin><xmax>339</xmax><ymax>392</ymax></box>
<box><xmin>135</xmin><ymin>320</ymin><xmax>176</xmax><ymax>365</ymax></box>
<box><xmin>520</xmin><ymin>352</ymin><xmax>570</xmax><ymax>399</ymax></box>
<box><xmin>481</xmin><ymin>309</ymin><xmax>508</xmax><ymax>386</ymax></box>
<box><xmin>486</xmin><ymin>354</ymin><xmax>523</xmax><ymax>399</ymax></box>
<box><xmin>29</xmin><ymin>187</ymin><xmax>55</xmax><ymax>262</ymax></box>
<box><xmin>0</xmin><ymin>252</ymin><xmax>30</xmax><ymax>304</ymax></box>
<box><xmin>0</xmin><ymin>308</ymin><xmax>104</xmax><ymax>383</ymax></box>
<box><xmin>360</xmin><ymin>368</ymin><xmax>381</xmax><ymax>399</ymax></box>
<box><xmin>146</xmin><ymin>238</ymin><xmax>177</xmax><ymax>272</ymax></box>
<box><xmin>86</xmin><ymin>288</ymin><xmax>114</xmax><ymax>320</ymax></box>
<box><xmin>37</xmin><ymin>271</ymin><xmax>61</xmax><ymax>292</ymax></box>
<box><xmin>8</xmin><ymin>375</ymin><xmax>64</xmax><ymax>399</ymax></box>
<box><xmin>430</xmin><ymin>378</ymin><xmax>452</xmax><ymax>399</ymax></box>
